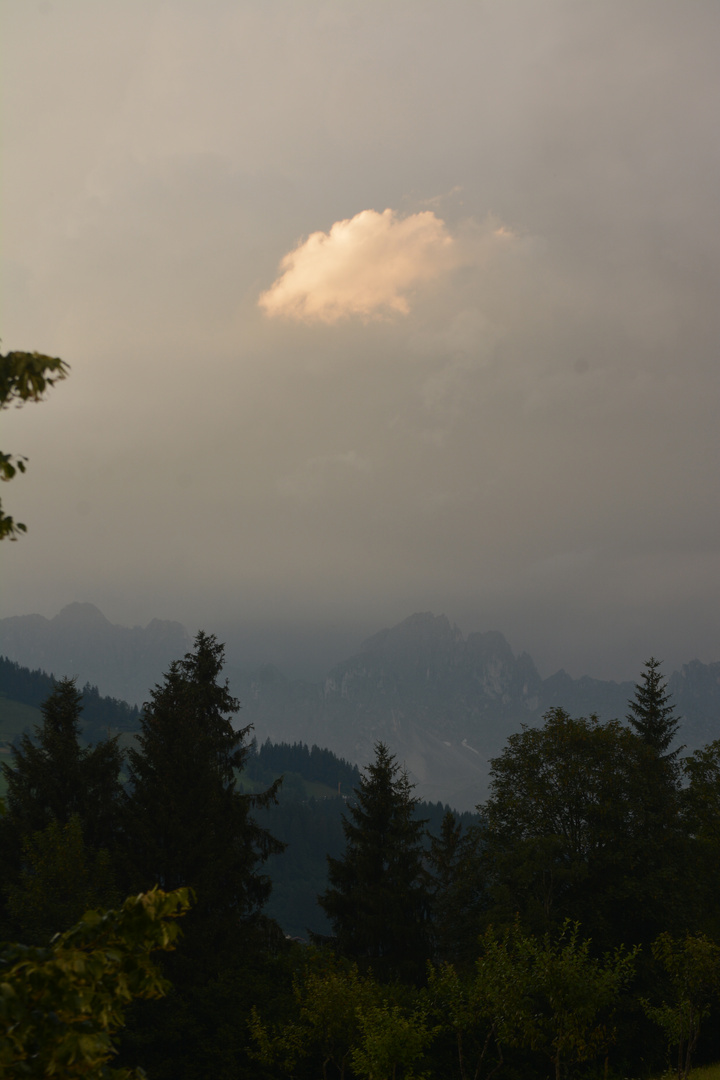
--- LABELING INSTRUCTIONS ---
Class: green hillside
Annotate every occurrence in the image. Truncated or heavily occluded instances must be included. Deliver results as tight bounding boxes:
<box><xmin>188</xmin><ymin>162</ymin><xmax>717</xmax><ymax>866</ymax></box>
<box><xmin>0</xmin><ymin>694</ymin><xmax>43</xmax><ymax>796</ymax></box>
<box><xmin>0</xmin><ymin>656</ymin><xmax>141</xmax><ymax>744</ymax></box>
<box><xmin>0</xmin><ymin>693</ymin><xmax>43</xmax><ymax>741</ymax></box>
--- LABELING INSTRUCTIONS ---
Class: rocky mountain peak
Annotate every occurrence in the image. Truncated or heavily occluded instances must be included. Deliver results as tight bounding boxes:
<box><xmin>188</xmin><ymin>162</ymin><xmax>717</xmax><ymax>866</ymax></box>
<box><xmin>51</xmin><ymin>602</ymin><xmax>111</xmax><ymax>628</ymax></box>
<box><xmin>359</xmin><ymin>612</ymin><xmax>462</xmax><ymax>662</ymax></box>
<box><xmin>0</xmin><ymin>605</ymin><xmax>190</xmax><ymax>705</ymax></box>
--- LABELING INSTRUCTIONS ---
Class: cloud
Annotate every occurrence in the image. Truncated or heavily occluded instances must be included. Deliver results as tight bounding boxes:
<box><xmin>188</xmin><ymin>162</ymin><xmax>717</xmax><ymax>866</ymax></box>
<box><xmin>277</xmin><ymin>451</ymin><xmax>372</xmax><ymax>500</ymax></box>
<box><xmin>259</xmin><ymin>208</ymin><xmax>457</xmax><ymax>323</ymax></box>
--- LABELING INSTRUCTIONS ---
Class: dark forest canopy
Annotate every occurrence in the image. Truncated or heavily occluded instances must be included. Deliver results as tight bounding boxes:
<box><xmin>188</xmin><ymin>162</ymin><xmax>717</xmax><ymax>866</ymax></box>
<box><xmin>243</xmin><ymin>737</ymin><xmax>361</xmax><ymax>792</ymax></box>
<box><xmin>1</xmin><ymin>646</ymin><xmax>720</xmax><ymax>1080</ymax></box>
<box><xmin>0</xmin><ymin>655</ymin><xmax>141</xmax><ymax>742</ymax></box>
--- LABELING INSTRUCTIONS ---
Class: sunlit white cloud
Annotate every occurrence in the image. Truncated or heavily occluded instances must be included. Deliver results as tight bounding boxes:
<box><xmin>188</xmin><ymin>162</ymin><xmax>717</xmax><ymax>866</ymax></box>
<box><xmin>259</xmin><ymin>208</ymin><xmax>458</xmax><ymax>323</ymax></box>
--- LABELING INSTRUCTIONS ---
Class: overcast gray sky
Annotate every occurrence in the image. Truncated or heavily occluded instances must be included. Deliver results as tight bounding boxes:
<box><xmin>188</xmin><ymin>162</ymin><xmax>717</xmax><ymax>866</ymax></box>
<box><xmin>2</xmin><ymin>0</ymin><xmax>719</xmax><ymax>681</ymax></box>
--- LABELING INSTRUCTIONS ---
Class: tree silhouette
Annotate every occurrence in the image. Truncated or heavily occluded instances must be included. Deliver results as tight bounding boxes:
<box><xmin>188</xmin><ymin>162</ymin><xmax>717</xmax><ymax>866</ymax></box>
<box><xmin>627</xmin><ymin>657</ymin><xmax>681</xmax><ymax>760</ymax></box>
<box><xmin>320</xmin><ymin>742</ymin><xmax>429</xmax><ymax>982</ymax></box>
<box><xmin>2</xmin><ymin>677</ymin><xmax>123</xmax><ymax>850</ymax></box>
<box><xmin>124</xmin><ymin>631</ymin><xmax>282</xmax><ymax>954</ymax></box>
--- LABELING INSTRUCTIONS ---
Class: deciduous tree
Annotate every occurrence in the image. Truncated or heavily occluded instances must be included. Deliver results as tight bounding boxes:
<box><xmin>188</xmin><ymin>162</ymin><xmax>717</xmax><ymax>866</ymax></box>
<box><xmin>6</xmin><ymin>814</ymin><xmax>119</xmax><ymax>945</ymax></box>
<box><xmin>0</xmin><ymin>348</ymin><xmax>69</xmax><ymax>540</ymax></box>
<box><xmin>480</xmin><ymin>707</ymin><xmax>685</xmax><ymax>948</ymax></box>
<box><xmin>0</xmin><ymin>886</ymin><xmax>191</xmax><ymax>1080</ymax></box>
<box><xmin>350</xmin><ymin>1000</ymin><xmax>436</xmax><ymax>1080</ymax></box>
<box><xmin>428</xmin><ymin>921</ymin><xmax>637</xmax><ymax>1080</ymax></box>
<box><xmin>250</xmin><ymin>952</ymin><xmax>380</xmax><ymax>1080</ymax></box>
<box><xmin>642</xmin><ymin>931</ymin><xmax>720</xmax><ymax>1080</ymax></box>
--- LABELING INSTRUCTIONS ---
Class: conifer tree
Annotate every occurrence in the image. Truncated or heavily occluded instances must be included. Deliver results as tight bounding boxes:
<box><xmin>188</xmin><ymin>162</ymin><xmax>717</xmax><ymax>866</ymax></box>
<box><xmin>320</xmin><ymin>742</ymin><xmax>430</xmax><ymax>983</ymax></box>
<box><xmin>122</xmin><ymin>631</ymin><xmax>283</xmax><ymax>963</ymax></box>
<box><xmin>0</xmin><ymin>677</ymin><xmax>123</xmax><ymax>940</ymax></box>
<box><xmin>627</xmin><ymin>657</ymin><xmax>681</xmax><ymax>760</ymax></box>
<box><xmin>426</xmin><ymin>810</ymin><xmax>485</xmax><ymax>967</ymax></box>
<box><xmin>119</xmin><ymin>631</ymin><xmax>285</xmax><ymax>1080</ymax></box>
<box><xmin>1</xmin><ymin>676</ymin><xmax>123</xmax><ymax>849</ymax></box>
<box><xmin>623</xmin><ymin>659</ymin><xmax>687</xmax><ymax>942</ymax></box>
<box><xmin>480</xmin><ymin>706</ymin><xmax>688</xmax><ymax>949</ymax></box>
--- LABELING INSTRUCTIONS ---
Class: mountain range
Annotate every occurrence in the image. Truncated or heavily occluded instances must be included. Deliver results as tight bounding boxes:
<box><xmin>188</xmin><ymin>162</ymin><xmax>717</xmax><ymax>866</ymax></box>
<box><xmin>1</xmin><ymin>604</ymin><xmax>718</xmax><ymax>810</ymax></box>
<box><xmin>0</xmin><ymin>603</ymin><xmax>190</xmax><ymax>706</ymax></box>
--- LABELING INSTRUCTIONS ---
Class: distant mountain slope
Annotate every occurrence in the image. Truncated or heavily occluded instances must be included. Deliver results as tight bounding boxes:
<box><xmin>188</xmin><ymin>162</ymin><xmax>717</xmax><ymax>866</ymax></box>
<box><xmin>240</xmin><ymin>738</ymin><xmax>481</xmax><ymax>939</ymax></box>
<box><xmin>231</xmin><ymin>613</ymin><xmax>720</xmax><ymax>809</ymax></box>
<box><xmin>2</xmin><ymin>605</ymin><xmax>718</xmax><ymax>811</ymax></box>
<box><xmin>0</xmin><ymin>656</ymin><xmax>141</xmax><ymax>744</ymax></box>
<box><xmin>0</xmin><ymin>603</ymin><xmax>189</xmax><ymax>705</ymax></box>
<box><xmin>669</xmin><ymin>659</ymin><xmax>720</xmax><ymax>748</ymax></box>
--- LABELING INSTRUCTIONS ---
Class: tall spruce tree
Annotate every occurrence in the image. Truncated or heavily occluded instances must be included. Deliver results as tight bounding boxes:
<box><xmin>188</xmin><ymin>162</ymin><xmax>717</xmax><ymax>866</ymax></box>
<box><xmin>120</xmin><ymin>631</ymin><xmax>285</xmax><ymax>1080</ymax></box>
<box><xmin>627</xmin><ymin>657</ymin><xmax>681</xmax><ymax>760</ymax></box>
<box><xmin>0</xmin><ymin>677</ymin><xmax>123</xmax><ymax>940</ymax></box>
<box><xmin>622</xmin><ymin>659</ymin><xmax>687</xmax><ymax>944</ymax></box>
<box><xmin>123</xmin><ymin>630</ymin><xmax>283</xmax><ymax>955</ymax></box>
<box><xmin>319</xmin><ymin>742</ymin><xmax>430</xmax><ymax>983</ymax></box>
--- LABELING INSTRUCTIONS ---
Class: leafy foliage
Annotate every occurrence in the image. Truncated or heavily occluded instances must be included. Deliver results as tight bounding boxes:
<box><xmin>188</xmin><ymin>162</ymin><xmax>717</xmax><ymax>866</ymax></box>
<box><xmin>642</xmin><ymin>932</ymin><xmax>720</xmax><ymax>1080</ymax></box>
<box><xmin>350</xmin><ymin>1001</ymin><xmax>436</xmax><ymax>1080</ymax></box>
<box><xmin>481</xmin><ymin>705</ymin><xmax>687</xmax><ymax>948</ymax></box>
<box><xmin>428</xmin><ymin>921</ymin><xmax>637</xmax><ymax>1080</ymax></box>
<box><xmin>251</xmin><ymin>952</ymin><xmax>436</xmax><ymax>1080</ymax></box>
<box><xmin>6</xmin><ymin>814</ymin><xmax>119</xmax><ymax>945</ymax></box>
<box><xmin>482</xmin><ymin>710</ymin><xmax>627</xmax><ymax>932</ymax></box>
<box><xmin>516</xmin><ymin>922</ymin><xmax>638</xmax><ymax>1080</ymax></box>
<box><xmin>250</xmin><ymin>952</ymin><xmax>380</xmax><ymax>1079</ymax></box>
<box><xmin>0</xmin><ymin>349</ymin><xmax>69</xmax><ymax>540</ymax></box>
<box><xmin>0</xmin><ymin>886</ymin><xmax>191</xmax><ymax>1079</ymax></box>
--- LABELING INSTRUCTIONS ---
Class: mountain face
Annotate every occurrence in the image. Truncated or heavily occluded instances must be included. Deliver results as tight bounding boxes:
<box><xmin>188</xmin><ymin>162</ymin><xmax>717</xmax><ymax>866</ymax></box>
<box><xmin>0</xmin><ymin>603</ymin><xmax>189</xmax><ymax>706</ymax></box>
<box><xmin>320</xmin><ymin>614</ymin><xmax>542</xmax><ymax>744</ymax></box>
<box><xmin>669</xmin><ymin>660</ymin><xmax>720</xmax><ymax>748</ymax></box>
<box><xmin>2</xmin><ymin>606</ymin><xmax>718</xmax><ymax>811</ymax></box>
<box><xmin>230</xmin><ymin>613</ymin><xmax>719</xmax><ymax>810</ymax></box>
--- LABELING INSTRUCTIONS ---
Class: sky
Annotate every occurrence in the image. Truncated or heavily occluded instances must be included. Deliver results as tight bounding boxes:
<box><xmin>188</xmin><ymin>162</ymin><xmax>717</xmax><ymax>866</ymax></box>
<box><xmin>2</xmin><ymin>0</ymin><xmax>719</xmax><ymax>681</ymax></box>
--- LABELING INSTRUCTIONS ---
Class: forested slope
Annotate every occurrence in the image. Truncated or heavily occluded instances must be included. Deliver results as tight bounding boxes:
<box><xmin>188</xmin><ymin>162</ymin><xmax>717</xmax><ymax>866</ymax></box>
<box><xmin>2</xmin><ymin>639</ymin><xmax>720</xmax><ymax>1079</ymax></box>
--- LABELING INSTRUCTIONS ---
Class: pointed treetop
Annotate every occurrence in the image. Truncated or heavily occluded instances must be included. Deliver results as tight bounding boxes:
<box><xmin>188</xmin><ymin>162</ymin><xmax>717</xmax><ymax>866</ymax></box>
<box><xmin>626</xmin><ymin>657</ymin><xmax>680</xmax><ymax>758</ymax></box>
<box><xmin>41</xmin><ymin>677</ymin><xmax>84</xmax><ymax>739</ymax></box>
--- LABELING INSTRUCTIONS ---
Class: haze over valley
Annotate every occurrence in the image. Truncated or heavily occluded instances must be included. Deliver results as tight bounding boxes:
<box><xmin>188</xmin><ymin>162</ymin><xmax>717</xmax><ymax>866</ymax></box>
<box><xmin>2</xmin><ymin>2</ymin><xmax>720</xmax><ymax>689</ymax></box>
<box><xmin>3</xmin><ymin>602</ymin><xmax>718</xmax><ymax>810</ymax></box>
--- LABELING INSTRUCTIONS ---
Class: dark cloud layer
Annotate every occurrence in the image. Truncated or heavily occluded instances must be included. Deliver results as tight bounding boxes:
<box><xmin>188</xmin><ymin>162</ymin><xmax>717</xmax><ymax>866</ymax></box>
<box><xmin>2</xmin><ymin>1</ymin><xmax>719</xmax><ymax>681</ymax></box>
